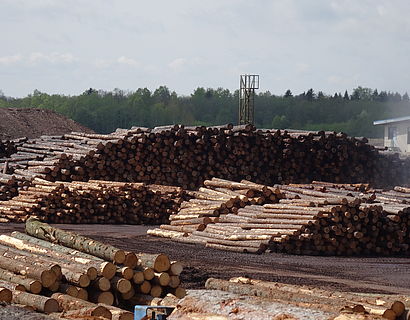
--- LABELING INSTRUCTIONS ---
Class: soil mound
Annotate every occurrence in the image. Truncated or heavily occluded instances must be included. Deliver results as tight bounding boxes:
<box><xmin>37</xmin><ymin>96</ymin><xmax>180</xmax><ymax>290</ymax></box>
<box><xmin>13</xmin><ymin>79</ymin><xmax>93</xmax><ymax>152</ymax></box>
<box><xmin>0</xmin><ymin>108</ymin><xmax>93</xmax><ymax>139</ymax></box>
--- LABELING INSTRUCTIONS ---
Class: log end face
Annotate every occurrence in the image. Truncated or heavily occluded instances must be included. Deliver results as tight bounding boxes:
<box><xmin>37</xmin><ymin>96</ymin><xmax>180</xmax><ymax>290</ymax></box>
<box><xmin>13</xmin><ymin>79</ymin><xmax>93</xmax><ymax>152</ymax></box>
<box><xmin>93</xmin><ymin>305</ymin><xmax>112</xmax><ymax>319</ymax></box>
<box><xmin>154</xmin><ymin>254</ymin><xmax>171</xmax><ymax>272</ymax></box>
<box><xmin>113</xmin><ymin>250</ymin><xmax>126</xmax><ymax>264</ymax></box>
<box><xmin>44</xmin><ymin>298</ymin><xmax>60</xmax><ymax>314</ymax></box>
<box><xmin>87</xmin><ymin>267</ymin><xmax>98</xmax><ymax>281</ymax></box>
<box><xmin>41</xmin><ymin>270</ymin><xmax>57</xmax><ymax>288</ymax></box>
<box><xmin>117</xmin><ymin>278</ymin><xmax>131</xmax><ymax>294</ymax></box>
<box><xmin>123</xmin><ymin>252</ymin><xmax>138</xmax><ymax>268</ymax></box>
<box><xmin>102</xmin><ymin>262</ymin><xmax>116</xmax><ymax>280</ymax></box>
<box><xmin>0</xmin><ymin>288</ymin><xmax>12</xmax><ymax>303</ymax></box>
<box><xmin>29</xmin><ymin>281</ymin><xmax>43</xmax><ymax>294</ymax></box>
<box><xmin>79</xmin><ymin>274</ymin><xmax>90</xmax><ymax>288</ymax></box>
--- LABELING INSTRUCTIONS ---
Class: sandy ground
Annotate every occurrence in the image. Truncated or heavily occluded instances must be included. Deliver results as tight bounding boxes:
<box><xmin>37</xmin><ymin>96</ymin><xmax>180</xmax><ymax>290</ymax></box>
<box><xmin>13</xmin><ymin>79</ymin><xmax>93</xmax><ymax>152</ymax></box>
<box><xmin>2</xmin><ymin>223</ymin><xmax>409</xmax><ymax>296</ymax></box>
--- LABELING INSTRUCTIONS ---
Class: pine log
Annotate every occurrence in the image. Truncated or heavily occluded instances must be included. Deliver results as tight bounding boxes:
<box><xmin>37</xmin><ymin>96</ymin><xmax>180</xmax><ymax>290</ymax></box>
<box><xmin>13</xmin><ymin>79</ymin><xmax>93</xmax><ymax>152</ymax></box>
<box><xmin>0</xmin><ymin>287</ymin><xmax>12</xmax><ymax>303</ymax></box>
<box><xmin>60</xmin><ymin>306</ymin><xmax>112</xmax><ymax>319</ymax></box>
<box><xmin>25</xmin><ymin>218</ymin><xmax>126</xmax><ymax>264</ymax></box>
<box><xmin>0</xmin><ymin>267</ymin><xmax>42</xmax><ymax>293</ymax></box>
<box><xmin>9</xmin><ymin>232</ymin><xmax>116</xmax><ymax>279</ymax></box>
<box><xmin>137</xmin><ymin>253</ymin><xmax>170</xmax><ymax>272</ymax></box>
<box><xmin>0</xmin><ymin>255</ymin><xmax>56</xmax><ymax>288</ymax></box>
<box><xmin>13</xmin><ymin>290</ymin><xmax>59</xmax><ymax>314</ymax></box>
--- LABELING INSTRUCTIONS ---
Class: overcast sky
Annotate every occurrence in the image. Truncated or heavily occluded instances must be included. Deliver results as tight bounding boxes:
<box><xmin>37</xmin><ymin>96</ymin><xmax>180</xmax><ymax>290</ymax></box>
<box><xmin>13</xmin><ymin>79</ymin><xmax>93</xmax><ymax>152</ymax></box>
<box><xmin>0</xmin><ymin>0</ymin><xmax>409</xmax><ymax>97</ymax></box>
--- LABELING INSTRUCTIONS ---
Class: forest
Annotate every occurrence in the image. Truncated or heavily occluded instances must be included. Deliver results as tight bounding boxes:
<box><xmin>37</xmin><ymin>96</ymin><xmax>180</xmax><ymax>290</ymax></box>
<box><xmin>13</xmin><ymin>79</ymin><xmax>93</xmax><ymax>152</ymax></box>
<box><xmin>0</xmin><ymin>86</ymin><xmax>409</xmax><ymax>138</ymax></box>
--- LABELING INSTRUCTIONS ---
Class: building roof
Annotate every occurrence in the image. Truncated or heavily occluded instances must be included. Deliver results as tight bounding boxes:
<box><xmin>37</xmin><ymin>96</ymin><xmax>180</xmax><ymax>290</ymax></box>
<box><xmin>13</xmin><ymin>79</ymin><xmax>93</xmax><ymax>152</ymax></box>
<box><xmin>373</xmin><ymin>116</ymin><xmax>410</xmax><ymax>126</ymax></box>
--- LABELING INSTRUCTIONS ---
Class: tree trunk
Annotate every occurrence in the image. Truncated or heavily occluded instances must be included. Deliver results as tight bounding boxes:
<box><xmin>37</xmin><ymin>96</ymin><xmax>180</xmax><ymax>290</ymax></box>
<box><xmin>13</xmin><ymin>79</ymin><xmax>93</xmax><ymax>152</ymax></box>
<box><xmin>13</xmin><ymin>290</ymin><xmax>59</xmax><ymax>314</ymax></box>
<box><xmin>25</xmin><ymin>218</ymin><xmax>126</xmax><ymax>264</ymax></box>
<box><xmin>61</xmin><ymin>306</ymin><xmax>112</xmax><ymax>319</ymax></box>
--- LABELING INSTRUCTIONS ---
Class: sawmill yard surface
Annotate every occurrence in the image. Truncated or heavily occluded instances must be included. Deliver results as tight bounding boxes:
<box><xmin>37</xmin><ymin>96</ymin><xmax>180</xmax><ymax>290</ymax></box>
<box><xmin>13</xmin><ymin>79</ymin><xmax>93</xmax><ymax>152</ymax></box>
<box><xmin>2</xmin><ymin>223</ymin><xmax>409</xmax><ymax>296</ymax></box>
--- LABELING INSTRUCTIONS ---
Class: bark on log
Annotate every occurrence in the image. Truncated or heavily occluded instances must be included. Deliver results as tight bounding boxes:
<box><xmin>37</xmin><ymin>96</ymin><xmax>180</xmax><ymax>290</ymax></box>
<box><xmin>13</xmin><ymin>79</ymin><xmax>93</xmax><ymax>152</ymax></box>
<box><xmin>25</xmin><ymin>218</ymin><xmax>126</xmax><ymax>264</ymax></box>
<box><xmin>60</xmin><ymin>306</ymin><xmax>112</xmax><ymax>319</ymax></box>
<box><xmin>13</xmin><ymin>290</ymin><xmax>59</xmax><ymax>314</ymax></box>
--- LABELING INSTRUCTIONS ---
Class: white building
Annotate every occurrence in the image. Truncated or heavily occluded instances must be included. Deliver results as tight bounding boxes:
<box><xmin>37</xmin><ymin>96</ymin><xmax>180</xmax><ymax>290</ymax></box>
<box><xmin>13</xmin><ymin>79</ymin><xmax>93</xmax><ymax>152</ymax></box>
<box><xmin>373</xmin><ymin>116</ymin><xmax>410</xmax><ymax>153</ymax></box>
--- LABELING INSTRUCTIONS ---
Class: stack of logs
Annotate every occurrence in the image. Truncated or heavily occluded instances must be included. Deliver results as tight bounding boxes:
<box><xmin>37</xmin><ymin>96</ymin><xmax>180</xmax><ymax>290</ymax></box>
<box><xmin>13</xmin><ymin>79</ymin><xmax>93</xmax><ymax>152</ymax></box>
<box><xmin>0</xmin><ymin>178</ymin><xmax>184</xmax><ymax>224</ymax></box>
<box><xmin>0</xmin><ymin>218</ymin><xmax>185</xmax><ymax>318</ymax></box>
<box><xmin>205</xmin><ymin>277</ymin><xmax>409</xmax><ymax>320</ymax></box>
<box><xmin>0</xmin><ymin>174</ymin><xmax>30</xmax><ymax>201</ymax></box>
<box><xmin>0</xmin><ymin>137</ymin><xmax>26</xmax><ymax>159</ymax></box>
<box><xmin>0</xmin><ymin>125</ymin><xmax>408</xmax><ymax>192</ymax></box>
<box><xmin>149</xmin><ymin>178</ymin><xmax>410</xmax><ymax>256</ymax></box>
<box><xmin>147</xmin><ymin>178</ymin><xmax>282</xmax><ymax>246</ymax></box>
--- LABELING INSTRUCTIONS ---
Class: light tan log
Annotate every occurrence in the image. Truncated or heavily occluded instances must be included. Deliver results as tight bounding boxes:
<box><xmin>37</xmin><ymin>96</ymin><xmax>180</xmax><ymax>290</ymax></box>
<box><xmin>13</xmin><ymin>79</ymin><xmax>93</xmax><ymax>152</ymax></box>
<box><xmin>137</xmin><ymin>253</ymin><xmax>170</xmax><ymax>272</ymax></box>
<box><xmin>61</xmin><ymin>306</ymin><xmax>112</xmax><ymax>319</ymax></box>
<box><xmin>117</xmin><ymin>267</ymin><xmax>134</xmax><ymax>280</ymax></box>
<box><xmin>25</xmin><ymin>218</ymin><xmax>126</xmax><ymax>264</ymax></box>
<box><xmin>13</xmin><ymin>290</ymin><xmax>59</xmax><ymax>314</ymax></box>
<box><xmin>59</xmin><ymin>283</ymin><xmax>78</xmax><ymax>297</ymax></box>
<box><xmin>99</xmin><ymin>304</ymin><xmax>134</xmax><ymax>320</ymax></box>
<box><xmin>9</xmin><ymin>232</ymin><xmax>116</xmax><ymax>279</ymax></box>
<box><xmin>89</xmin><ymin>291</ymin><xmax>114</xmax><ymax>306</ymax></box>
<box><xmin>0</xmin><ymin>268</ymin><xmax>42</xmax><ymax>293</ymax></box>
<box><xmin>110</xmin><ymin>276</ymin><xmax>131</xmax><ymax>294</ymax></box>
<box><xmin>92</xmin><ymin>277</ymin><xmax>111</xmax><ymax>292</ymax></box>
<box><xmin>0</xmin><ymin>255</ymin><xmax>56</xmax><ymax>288</ymax></box>
<box><xmin>52</xmin><ymin>292</ymin><xmax>109</xmax><ymax>311</ymax></box>
<box><xmin>169</xmin><ymin>261</ymin><xmax>183</xmax><ymax>276</ymax></box>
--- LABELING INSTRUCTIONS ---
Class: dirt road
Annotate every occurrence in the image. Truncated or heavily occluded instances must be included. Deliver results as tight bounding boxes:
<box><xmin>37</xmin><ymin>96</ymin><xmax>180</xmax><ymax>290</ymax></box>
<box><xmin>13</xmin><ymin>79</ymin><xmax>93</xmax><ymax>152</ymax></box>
<box><xmin>2</xmin><ymin>224</ymin><xmax>409</xmax><ymax>295</ymax></box>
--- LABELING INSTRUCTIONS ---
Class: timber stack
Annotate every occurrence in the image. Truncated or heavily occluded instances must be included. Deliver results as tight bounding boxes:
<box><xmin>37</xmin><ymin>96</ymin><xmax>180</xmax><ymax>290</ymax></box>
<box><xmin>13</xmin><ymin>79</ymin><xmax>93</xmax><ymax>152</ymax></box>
<box><xmin>147</xmin><ymin>178</ymin><xmax>283</xmax><ymax>243</ymax></box>
<box><xmin>0</xmin><ymin>218</ymin><xmax>185</xmax><ymax>318</ymax></box>
<box><xmin>0</xmin><ymin>137</ymin><xmax>26</xmax><ymax>159</ymax></box>
<box><xmin>149</xmin><ymin>178</ymin><xmax>410</xmax><ymax>256</ymax></box>
<box><xmin>204</xmin><ymin>277</ymin><xmax>409</xmax><ymax>320</ymax></box>
<box><xmin>0</xmin><ymin>125</ymin><xmax>408</xmax><ymax>193</ymax></box>
<box><xmin>0</xmin><ymin>178</ymin><xmax>184</xmax><ymax>224</ymax></box>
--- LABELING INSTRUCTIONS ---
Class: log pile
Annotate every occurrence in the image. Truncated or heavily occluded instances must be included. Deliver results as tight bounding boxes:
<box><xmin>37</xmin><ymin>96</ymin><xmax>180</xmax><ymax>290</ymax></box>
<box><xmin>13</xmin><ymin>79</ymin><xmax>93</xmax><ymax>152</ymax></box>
<box><xmin>0</xmin><ymin>178</ymin><xmax>184</xmax><ymax>224</ymax></box>
<box><xmin>149</xmin><ymin>179</ymin><xmax>410</xmax><ymax>256</ymax></box>
<box><xmin>0</xmin><ymin>174</ymin><xmax>30</xmax><ymax>202</ymax></box>
<box><xmin>0</xmin><ymin>218</ymin><xmax>185</xmax><ymax>317</ymax></box>
<box><xmin>0</xmin><ymin>137</ymin><xmax>26</xmax><ymax>159</ymax></box>
<box><xmin>205</xmin><ymin>277</ymin><xmax>409</xmax><ymax>320</ymax></box>
<box><xmin>0</xmin><ymin>125</ymin><xmax>408</xmax><ymax>192</ymax></box>
<box><xmin>147</xmin><ymin>178</ymin><xmax>283</xmax><ymax>243</ymax></box>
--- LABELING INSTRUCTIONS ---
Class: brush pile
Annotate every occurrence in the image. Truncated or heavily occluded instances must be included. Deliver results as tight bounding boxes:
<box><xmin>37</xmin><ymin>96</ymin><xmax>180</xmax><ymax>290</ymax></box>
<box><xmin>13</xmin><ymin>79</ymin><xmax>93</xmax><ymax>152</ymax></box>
<box><xmin>0</xmin><ymin>125</ymin><xmax>408</xmax><ymax>192</ymax></box>
<box><xmin>149</xmin><ymin>178</ymin><xmax>410</xmax><ymax>256</ymax></box>
<box><xmin>0</xmin><ymin>178</ymin><xmax>184</xmax><ymax>224</ymax></box>
<box><xmin>0</xmin><ymin>218</ymin><xmax>185</xmax><ymax>318</ymax></box>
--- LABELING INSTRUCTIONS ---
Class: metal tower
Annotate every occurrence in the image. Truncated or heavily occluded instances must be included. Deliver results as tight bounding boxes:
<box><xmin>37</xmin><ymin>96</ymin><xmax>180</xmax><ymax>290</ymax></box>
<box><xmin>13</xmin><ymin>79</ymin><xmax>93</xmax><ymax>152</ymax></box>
<box><xmin>239</xmin><ymin>74</ymin><xmax>259</xmax><ymax>125</ymax></box>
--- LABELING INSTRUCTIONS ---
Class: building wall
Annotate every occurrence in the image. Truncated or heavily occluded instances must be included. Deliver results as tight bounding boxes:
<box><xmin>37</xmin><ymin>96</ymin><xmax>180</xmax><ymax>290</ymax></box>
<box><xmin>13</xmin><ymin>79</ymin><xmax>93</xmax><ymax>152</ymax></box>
<box><xmin>384</xmin><ymin>121</ymin><xmax>410</xmax><ymax>153</ymax></box>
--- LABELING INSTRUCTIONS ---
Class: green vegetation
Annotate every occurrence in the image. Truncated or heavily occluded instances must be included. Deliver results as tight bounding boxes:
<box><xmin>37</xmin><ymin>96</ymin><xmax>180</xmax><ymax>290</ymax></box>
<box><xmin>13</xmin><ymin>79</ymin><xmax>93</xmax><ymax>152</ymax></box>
<box><xmin>0</xmin><ymin>86</ymin><xmax>409</xmax><ymax>137</ymax></box>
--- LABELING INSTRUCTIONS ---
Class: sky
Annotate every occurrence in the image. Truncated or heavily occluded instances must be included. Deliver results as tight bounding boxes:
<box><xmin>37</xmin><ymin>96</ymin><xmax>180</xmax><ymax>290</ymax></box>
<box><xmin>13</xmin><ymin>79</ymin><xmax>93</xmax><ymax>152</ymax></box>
<box><xmin>0</xmin><ymin>0</ymin><xmax>410</xmax><ymax>97</ymax></box>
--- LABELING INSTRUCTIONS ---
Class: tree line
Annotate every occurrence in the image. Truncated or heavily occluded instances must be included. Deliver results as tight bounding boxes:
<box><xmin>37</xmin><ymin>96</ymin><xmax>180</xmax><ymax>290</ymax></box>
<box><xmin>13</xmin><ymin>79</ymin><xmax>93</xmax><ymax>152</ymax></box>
<box><xmin>0</xmin><ymin>86</ymin><xmax>409</xmax><ymax>138</ymax></box>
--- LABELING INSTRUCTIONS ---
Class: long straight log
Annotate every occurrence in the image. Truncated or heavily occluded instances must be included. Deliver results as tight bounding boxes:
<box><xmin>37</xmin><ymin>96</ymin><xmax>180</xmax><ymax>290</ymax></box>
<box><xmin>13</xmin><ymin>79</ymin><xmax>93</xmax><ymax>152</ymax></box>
<box><xmin>25</xmin><ymin>218</ymin><xmax>126</xmax><ymax>264</ymax></box>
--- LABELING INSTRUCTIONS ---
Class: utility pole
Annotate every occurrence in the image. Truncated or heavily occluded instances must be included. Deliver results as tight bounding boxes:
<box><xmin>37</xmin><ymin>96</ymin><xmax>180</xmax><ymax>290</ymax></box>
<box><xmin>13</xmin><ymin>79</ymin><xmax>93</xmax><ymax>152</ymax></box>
<box><xmin>239</xmin><ymin>74</ymin><xmax>259</xmax><ymax>125</ymax></box>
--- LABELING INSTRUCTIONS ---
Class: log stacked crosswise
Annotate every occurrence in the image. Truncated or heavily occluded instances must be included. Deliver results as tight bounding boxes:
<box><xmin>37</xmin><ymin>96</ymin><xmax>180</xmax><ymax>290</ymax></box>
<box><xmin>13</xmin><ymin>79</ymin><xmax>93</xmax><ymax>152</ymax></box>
<box><xmin>0</xmin><ymin>125</ymin><xmax>408</xmax><ymax>196</ymax></box>
<box><xmin>149</xmin><ymin>178</ymin><xmax>410</xmax><ymax>256</ymax></box>
<box><xmin>0</xmin><ymin>218</ymin><xmax>185</xmax><ymax>317</ymax></box>
<box><xmin>0</xmin><ymin>178</ymin><xmax>184</xmax><ymax>223</ymax></box>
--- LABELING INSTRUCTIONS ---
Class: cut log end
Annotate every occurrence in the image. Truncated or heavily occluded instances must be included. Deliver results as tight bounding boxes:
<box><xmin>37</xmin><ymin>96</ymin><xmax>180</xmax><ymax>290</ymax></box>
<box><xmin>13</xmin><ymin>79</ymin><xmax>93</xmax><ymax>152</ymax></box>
<box><xmin>29</xmin><ymin>281</ymin><xmax>42</xmax><ymax>294</ymax></box>
<box><xmin>0</xmin><ymin>288</ymin><xmax>12</xmax><ymax>303</ymax></box>
<box><xmin>113</xmin><ymin>250</ymin><xmax>126</xmax><ymax>264</ymax></box>
<box><xmin>44</xmin><ymin>298</ymin><xmax>60</xmax><ymax>314</ymax></box>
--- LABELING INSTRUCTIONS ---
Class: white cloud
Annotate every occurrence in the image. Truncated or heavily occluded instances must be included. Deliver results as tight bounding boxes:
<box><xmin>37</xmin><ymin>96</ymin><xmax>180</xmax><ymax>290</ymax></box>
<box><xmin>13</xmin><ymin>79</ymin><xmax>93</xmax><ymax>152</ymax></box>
<box><xmin>117</xmin><ymin>56</ymin><xmax>139</xmax><ymax>67</ymax></box>
<box><xmin>94</xmin><ymin>58</ymin><xmax>111</xmax><ymax>69</ymax></box>
<box><xmin>29</xmin><ymin>52</ymin><xmax>76</xmax><ymax>64</ymax></box>
<box><xmin>0</xmin><ymin>54</ymin><xmax>23</xmax><ymax>65</ymax></box>
<box><xmin>168</xmin><ymin>58</ymin><xmax>187</xmax><ymax>71</ymax></box>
